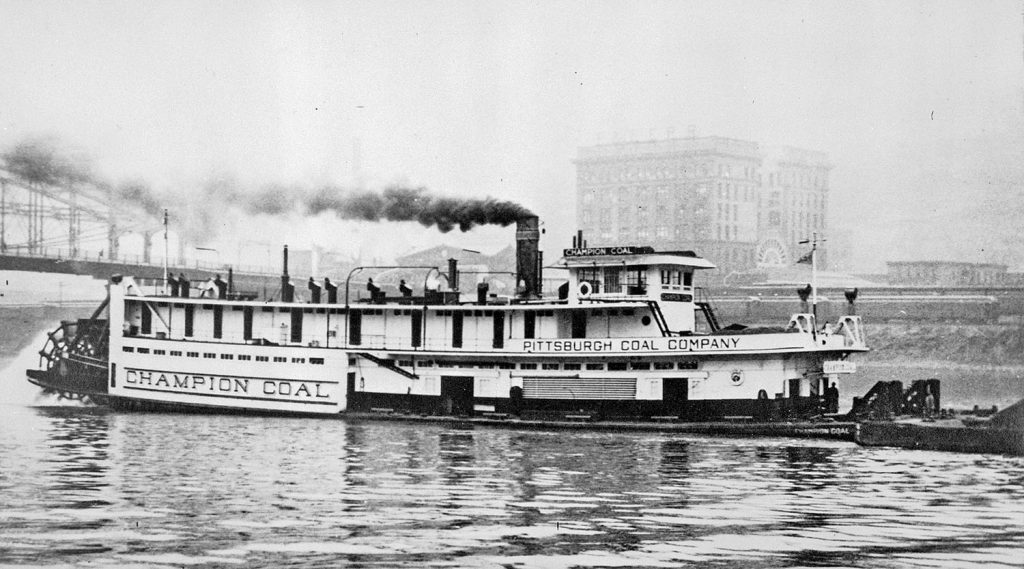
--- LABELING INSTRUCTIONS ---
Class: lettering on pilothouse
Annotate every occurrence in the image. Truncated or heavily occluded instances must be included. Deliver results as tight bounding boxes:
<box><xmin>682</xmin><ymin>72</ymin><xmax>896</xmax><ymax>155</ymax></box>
<box><xmin>122</xmin><ymin>368</ymin><xmax>332</xmax><ymax>400</ymax></box>
<box><xmin>521</xmin><ymin>337</ymin><xmax>741</xmax><ymax>354</ymax></box>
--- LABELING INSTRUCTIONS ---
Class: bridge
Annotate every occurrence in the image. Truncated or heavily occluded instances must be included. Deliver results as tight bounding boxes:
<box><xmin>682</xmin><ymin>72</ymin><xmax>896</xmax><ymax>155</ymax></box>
<box><xmin>0</xmin><ymin>166</ymin><xmax>285</xmax><ymax>295</ymax></box>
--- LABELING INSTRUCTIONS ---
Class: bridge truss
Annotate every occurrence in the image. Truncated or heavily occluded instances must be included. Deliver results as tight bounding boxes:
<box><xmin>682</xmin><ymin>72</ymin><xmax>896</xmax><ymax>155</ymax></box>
<box><xmin>0</xmin><ymin>169</ymin><xmax>164</xmax><ymax>262</ymax></box>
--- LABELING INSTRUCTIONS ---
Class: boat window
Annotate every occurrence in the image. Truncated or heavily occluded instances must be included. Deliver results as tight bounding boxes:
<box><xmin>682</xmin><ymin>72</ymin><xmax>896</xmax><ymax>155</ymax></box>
<box><xmin>586</xmin><ymin>363</ymin><xmax>604</xmax><ymax>370</ymax></box>
<box><xmin>677</xmin><ymin>361</ymin><xmax>699</xmax><ymax>370</ymax></box>
<box><xmin>292</xmin><ymin>358</ymin><xmax>305</xmax><ymax>364</ymax></box>
<box><xmin>220</xmin><ymin>354</ymin><xmax>233</xmax><ymax>360</ymax></box>
<box><xmin>187</xmin><ymin>352</ymin><xmax>199</xmax><ymax>358</ymax></box>
<box><xmin>608</xmin><ymin>362</ymin><xmax>628</xmax><ymax>371</ymax></box>
<box><xmin>542</xmin><ymin>363</ymin><xmax>560</xmax><ymax>370</ymax></box>
<box><xmin>204</xmin><ymin>353</ymin><xmax>216</xmax><ymax>359</ymax></box>
<box><xmin>654</xmin><ymin>362</ymin><xmax>674</xmax><ymax>370</ymax></box>
<box><xmin>519</xmin><ymin>363</ymin><xmax>537</xmax><ymax>370</ymax></box>
<box><xmin>170</xmin><ymin>351</ymin><xmax>182</xmax><ymax>357</ymax></box>
<box><xmin>273</xmin><ymin>356</ymin><xmax>286</xmax><ymax>363</ymax></box>
<box><xmin>660</xmin><ymin>270</ymin><xmax>671</xmax><ymax>285</ymax></box>
<box><xmin>256</xmin><ymin>356</ymin><xmax>269</xmax><ymax>362</ymax></box>
<box><xmin>497</xmin><ymin>362</ymin><xmax>515</xmax><ymax>369</ymax></box>
<box><xmin>154</xmin><ymin>350</ymin><xmax>166</xmax><ymax>355</ymax></box>
<box><xmin>563</xmin><ymin>363</ymin><xmax>581</xmax><ymax>370</ymax></box>
<box><xmin>310</xmin><ymin>358</ymin><xmax>325</xmax><ymax>365</ymax></box>
<box><xmin>238</xmin><ymin>355</ymin><xmax>251</xmax><ymax>361</ymax></box>
<box><xmin>603</xmin><ymin>267</ymin><xmax>621</xmax><ymax>292</ymax></box>
<box><xmin>578</xmin><ymin>267</ymin><xmax>602</xmax><ymax>293</ymax></box>
<box><xmin>137</xmin><ymin>348</ymin><xmax>150</xmax><ymax>354</ymax></box>
<box><xmin>630</xmin><ymin>362</ymin><xmax>651</xmax><ymax>370</ymax></box>
<box><xmin>625</xmin><ymin>267</ymin><xmax>647</xmax><ymax>291</ymax></box>
<box><xmin>122</xmin><ymin>347</ymin><xmax>134</xmax><ymax>353</ymax></box>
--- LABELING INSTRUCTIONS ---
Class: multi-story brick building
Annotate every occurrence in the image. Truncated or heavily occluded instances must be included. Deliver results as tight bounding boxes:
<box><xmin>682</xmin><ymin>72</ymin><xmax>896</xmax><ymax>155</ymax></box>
<box><xmin>575</xmin><ymin>136</ymin><xmax>830</xmax><ymax>276</ymax></box>
<box><xmin>757</xmin><ymin>146</ymin><xmax>831</xmax><ymax>268</ymax></box>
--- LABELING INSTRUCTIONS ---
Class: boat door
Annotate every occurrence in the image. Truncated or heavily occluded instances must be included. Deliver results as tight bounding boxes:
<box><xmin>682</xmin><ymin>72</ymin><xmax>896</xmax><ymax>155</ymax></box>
<box><xmin>662</xmin><ymin>377</ymin><xmax>688</xmax><ymax>415</ymax></box>
<box><xmin>441</xmin><ymin>376</ymin><xmax>474</xmax><ymax>416</ymax></box>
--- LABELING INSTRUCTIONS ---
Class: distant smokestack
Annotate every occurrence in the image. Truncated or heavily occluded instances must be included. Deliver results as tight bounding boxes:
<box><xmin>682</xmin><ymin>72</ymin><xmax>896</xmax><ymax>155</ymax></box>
<box><xmin>516</xmin><ymin>215</ymin><xmax>541</xmax><ymax>298</ymax></box>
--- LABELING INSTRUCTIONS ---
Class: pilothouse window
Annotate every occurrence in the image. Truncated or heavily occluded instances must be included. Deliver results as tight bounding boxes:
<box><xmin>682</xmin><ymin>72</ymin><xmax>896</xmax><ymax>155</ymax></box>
<box><xmin>578</xmin><ymin>267</ymin><xmax>601</xmax><ymax>293</ymax></box>
<box><xmin>625</xmin><ymin>267</ymin><xmax>647</xmax><ymax>294</ymax></box>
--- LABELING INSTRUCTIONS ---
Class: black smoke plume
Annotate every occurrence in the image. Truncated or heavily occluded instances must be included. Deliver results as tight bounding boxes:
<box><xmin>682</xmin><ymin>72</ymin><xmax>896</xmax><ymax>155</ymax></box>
<box><xmin>0</xmin><ymin>136</ymin><xmax>94</xmax><ymax>186</ymax></box>
<box><xmin>1</xmin><ymin>135</ymin><xmax>534</xmax><ymax>246</ymax></box>
<box><xmin>302</xmin><ymin>185</ymin><xmax>533</xmax><ymax>232</ymax></box>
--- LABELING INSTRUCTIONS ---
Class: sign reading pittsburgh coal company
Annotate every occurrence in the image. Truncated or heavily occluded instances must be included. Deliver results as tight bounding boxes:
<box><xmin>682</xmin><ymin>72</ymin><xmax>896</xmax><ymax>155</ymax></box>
<box><xmin>518</xmin><ymin>336</ymin><xmax>744</xmax><ymax>353</ymax></box>
<box><xmin>121</xmin><ymin>368</ymin><xmax>334</xmax><ymax>401</ymax></box>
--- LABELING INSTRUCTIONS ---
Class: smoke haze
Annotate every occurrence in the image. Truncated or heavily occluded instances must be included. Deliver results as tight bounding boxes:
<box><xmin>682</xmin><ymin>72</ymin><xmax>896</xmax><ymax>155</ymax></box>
<box><xmin>0</xmin><ymin>1</ymin><xmax>1021</xmax><ymax>271</ymax></box>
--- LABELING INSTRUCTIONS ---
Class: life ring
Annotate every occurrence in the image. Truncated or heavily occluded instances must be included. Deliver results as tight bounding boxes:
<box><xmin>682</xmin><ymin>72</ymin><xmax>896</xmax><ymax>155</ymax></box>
<box><xmin>578</xmin><ymin>281</ymin><xmax>592</xmax><ymax>297</ymax></box>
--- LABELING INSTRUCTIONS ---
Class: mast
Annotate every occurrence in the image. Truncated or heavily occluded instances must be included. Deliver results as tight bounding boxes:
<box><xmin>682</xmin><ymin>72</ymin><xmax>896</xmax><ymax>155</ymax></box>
<box><xmin>163</xmin><ymin>209</ymin><xmax>169</xmax><ymax>294</ymax></box>
<box><xmin>811</xmin><ymin>232</ymin><xmax>817</xmax><ymax>317</ymax></box>
<box><xmin>799</xmin><ymin>232</ymin><xmax>822</xmax><ymax>318</ymax></box>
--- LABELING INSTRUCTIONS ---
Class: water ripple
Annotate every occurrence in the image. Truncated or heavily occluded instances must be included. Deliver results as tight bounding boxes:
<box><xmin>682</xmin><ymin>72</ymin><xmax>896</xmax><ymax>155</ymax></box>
<box><xmin>0</xmin><ymin>405</ymin><xmax>1021</xmax><ymax>568</ymax></box>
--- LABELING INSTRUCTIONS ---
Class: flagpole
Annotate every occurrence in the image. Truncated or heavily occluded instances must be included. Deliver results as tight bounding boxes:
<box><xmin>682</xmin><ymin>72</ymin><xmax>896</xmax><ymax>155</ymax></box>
<box><xmin>163</xmin><ymin>209</ymin><xmax>169</xmax><ymax>295</ymax></box>
<box><xmin>811</xmin><ymin>231</ymin><xmax>817</xmax><ymax>318</ymax></box>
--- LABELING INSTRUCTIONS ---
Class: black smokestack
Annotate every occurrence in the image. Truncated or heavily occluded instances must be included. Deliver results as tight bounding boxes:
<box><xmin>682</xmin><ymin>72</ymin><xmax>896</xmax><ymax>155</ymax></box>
<box><xmin>516</xmin><ymin>215</ymin><xmax>541</xmax><ymax>298</ymax></box>
<box><xmin>281</xmin><ymin>245</ymin><xmax>293</xmax><ymax>302</ymax></box>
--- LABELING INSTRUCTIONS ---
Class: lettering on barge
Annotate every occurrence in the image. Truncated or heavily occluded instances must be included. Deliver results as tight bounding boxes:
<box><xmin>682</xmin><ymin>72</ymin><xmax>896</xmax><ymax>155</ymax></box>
<box><xmin>122</xmin><ymin>368</ymin><xmax>334</xmax><ymax>402</ymax></box>
<box><xmin>519</xmin><ymin>337</ymin><xmax>742</xmax><ymax>354</ymax></box>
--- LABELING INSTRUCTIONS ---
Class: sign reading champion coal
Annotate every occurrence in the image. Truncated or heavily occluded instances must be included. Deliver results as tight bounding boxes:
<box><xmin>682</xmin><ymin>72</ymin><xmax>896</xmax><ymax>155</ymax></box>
<box><xmin>563</xmin><ymin>246</ymin><xmax>654</xmax><ymax>257</ymax></box>
<box><xmin>121</xmin><ymin>368</ymin><xmax>335</xmax><ymax>402</ymax></box>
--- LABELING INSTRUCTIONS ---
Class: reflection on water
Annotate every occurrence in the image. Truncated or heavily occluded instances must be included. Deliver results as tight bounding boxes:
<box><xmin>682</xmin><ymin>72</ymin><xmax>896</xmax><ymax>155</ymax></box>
<box><xmin>0</xmin><ymin>407</ymin><xmax>1022</xmax><ymax>568</ymax></box>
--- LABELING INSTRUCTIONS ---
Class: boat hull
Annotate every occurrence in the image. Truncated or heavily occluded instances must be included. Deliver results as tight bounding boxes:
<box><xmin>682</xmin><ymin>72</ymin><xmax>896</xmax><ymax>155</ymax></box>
<box><xmin>856</xmin><ymin>422</ymin><xmax>1024</xmax><ymax>456</ymax></box>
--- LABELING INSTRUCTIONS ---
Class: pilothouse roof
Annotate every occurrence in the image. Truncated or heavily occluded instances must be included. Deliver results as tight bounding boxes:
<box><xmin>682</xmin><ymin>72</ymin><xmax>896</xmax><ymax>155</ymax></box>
<box><xmin>558</xmin><ymin>246</ymin><xmax>716</xmax><ymax>270</ymax></box>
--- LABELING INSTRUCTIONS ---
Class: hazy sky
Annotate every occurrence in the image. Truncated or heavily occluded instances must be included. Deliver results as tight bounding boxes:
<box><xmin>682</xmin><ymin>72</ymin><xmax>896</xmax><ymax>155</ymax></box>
<box><xmin>1</xmin><ymin>0</ymin><xmax>1022</xmax><ymax>272</ymax></box>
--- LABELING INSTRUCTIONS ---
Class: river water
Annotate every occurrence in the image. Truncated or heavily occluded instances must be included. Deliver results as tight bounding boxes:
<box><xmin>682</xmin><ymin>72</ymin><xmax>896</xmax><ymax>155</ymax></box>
<box><xmin>2</xmin><ymin>340</ymin><xmax>1023</xmax><ymax>568</ymax></box>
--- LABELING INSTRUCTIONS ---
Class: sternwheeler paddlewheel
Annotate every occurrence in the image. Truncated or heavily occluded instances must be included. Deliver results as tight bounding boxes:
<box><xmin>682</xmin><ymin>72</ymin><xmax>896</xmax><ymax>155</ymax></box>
<box><xmin>35</xmin><ymin>386</ymin><xmax>107</xmax><ymax>406</ymax></box>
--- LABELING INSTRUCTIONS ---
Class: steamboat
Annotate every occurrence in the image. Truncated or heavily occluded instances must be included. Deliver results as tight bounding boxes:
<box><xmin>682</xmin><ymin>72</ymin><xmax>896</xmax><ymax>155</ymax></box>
<box><xmin>27</xmin><ymin>216</ymin><xmax>868</xmax><ymax>421</ymax></box>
